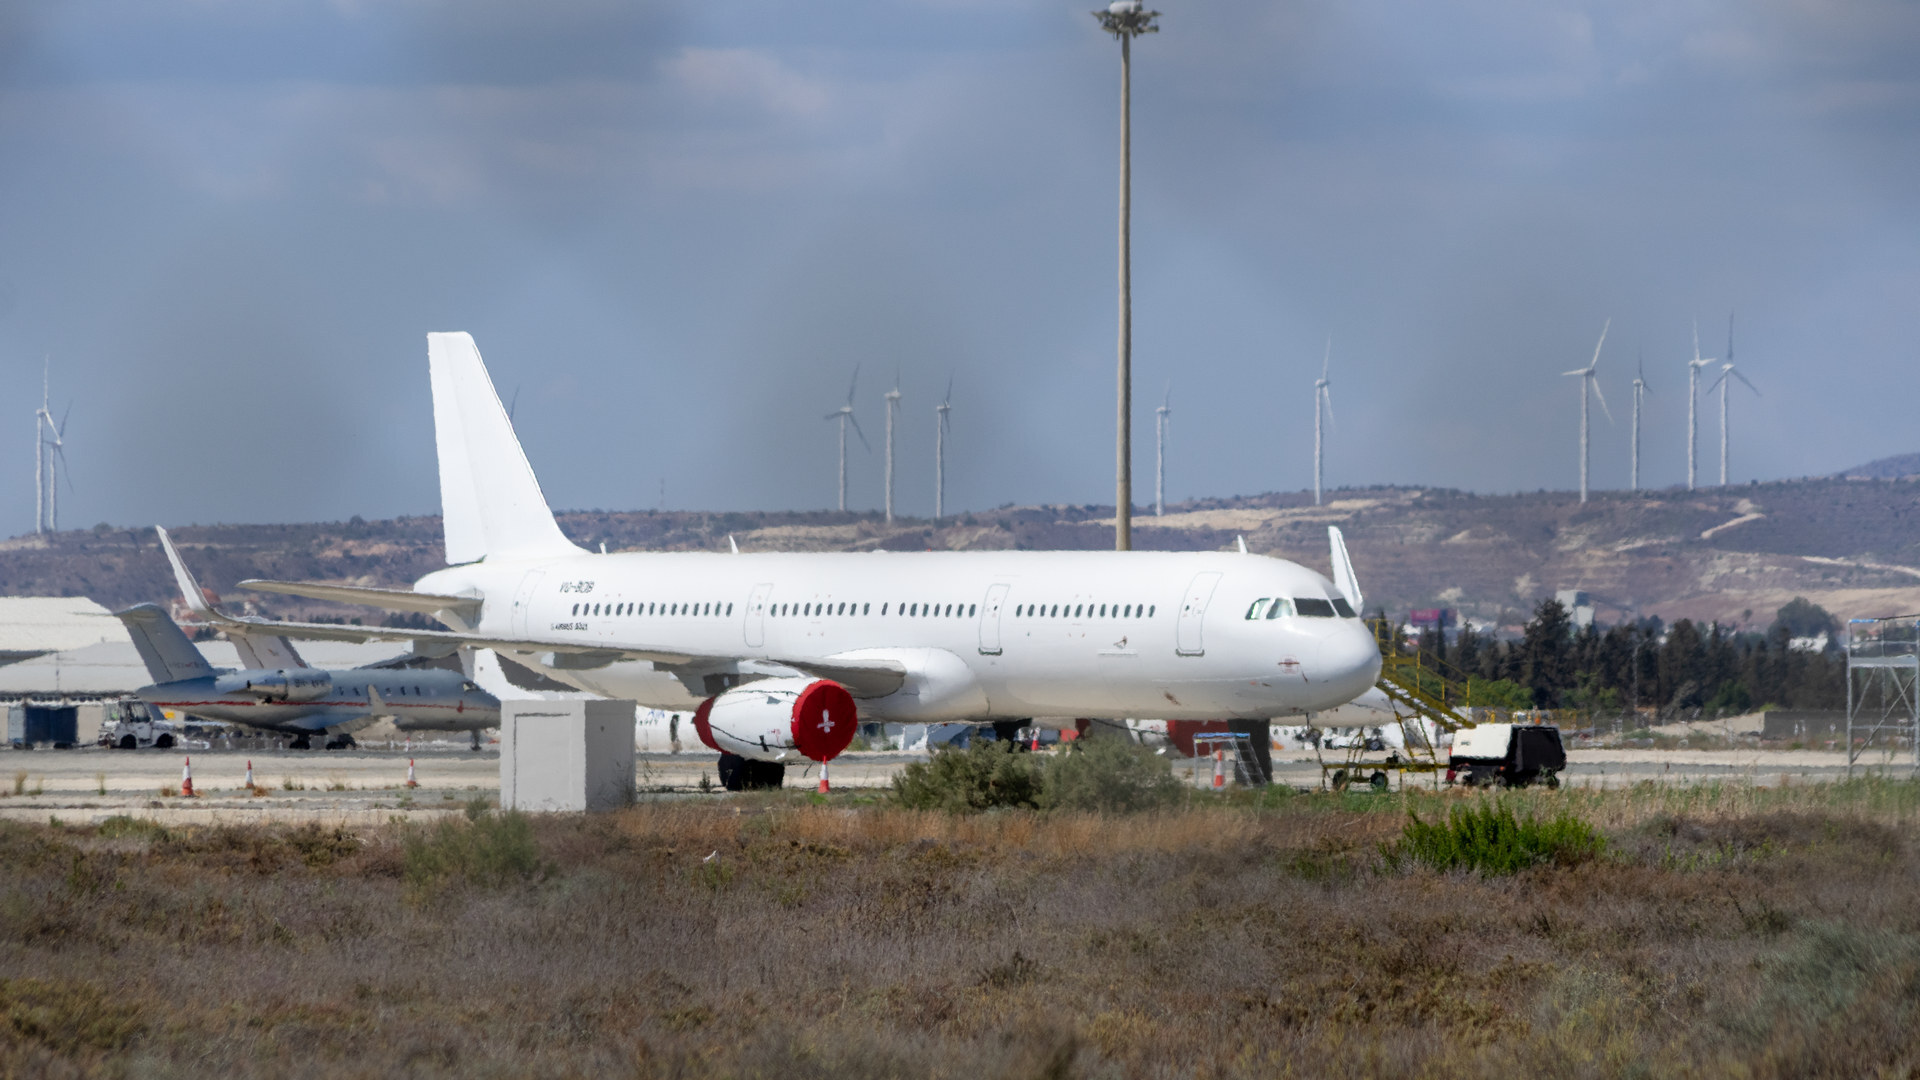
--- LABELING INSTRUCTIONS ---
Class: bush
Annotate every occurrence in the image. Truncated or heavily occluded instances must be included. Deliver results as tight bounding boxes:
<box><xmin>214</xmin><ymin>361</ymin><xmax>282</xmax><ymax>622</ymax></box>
<box><xmin>891</xmin><ymin>739</ymin><xmax>1042</xmax><ymax>812</ymax></box>
<box><xmin>1040</xmin><ymin>738</ymin><xmax>1183</xmax><ymax>813</ymax></box>
<box><xmin>1390</xmin><ymin>801</ymin><xmax>1603</xmax><ymax>875</ymax></box>
<box><xmin>403</xmin><ymin>810</ymin><xmax>542</xmax><ymax>900</ymax></box>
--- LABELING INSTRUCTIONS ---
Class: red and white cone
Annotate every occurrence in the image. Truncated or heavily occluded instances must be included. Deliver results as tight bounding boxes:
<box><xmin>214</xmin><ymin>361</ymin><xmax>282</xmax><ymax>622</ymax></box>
<box><xmin>1030</xmin><ymin>727</ymin><xmax>1041</xmax><ymax>752</ymax></box>
<box><xmin>817</xmin><ymin>760</ymin><xmax>830</xmax><ymax>794</ymax></box>
<box><xmin>243</xmin><ymin>759</ymin><xmax>255</xmax><ymax>789</ymax></box>
<box><xmin>180</xmin><ymin>756</ymin><xmax>195</xmax><ymax>798</ymax></box>
<box><xmin>405</xmin><ymin>758</ymin><xmax>419</xmax><ymax>788</ymax></box>
<box><xmin>1212</xmin><ymin>748</ymin><xmax>1226</xmax><ymax>790</ymax></box>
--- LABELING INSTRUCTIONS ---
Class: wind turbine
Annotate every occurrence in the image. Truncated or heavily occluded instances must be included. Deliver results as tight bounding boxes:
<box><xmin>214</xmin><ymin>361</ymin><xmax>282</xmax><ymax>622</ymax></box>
<box><xmin>883</xmin><ymin>374</ymin><xmax>901</xmax><ymax>525</ymax></box>
<box><xmin>1630</xmin><ymin>352</ymin><xmax>1652</xmax><ymax>492</ymax></box>
<box><xmin>33</xmin><ymin>360</ymin><xmax>48</xmax><ymax>533</ymax></box>
<box><xmin>33</xmin><ymin>358</ymin><xmax>69</xmax><ymax>534</ymax></box>
<box><xmin>1710</xmin><ymin>314</ymin><xmax>1757</xmax><ymax>485</ymax></box>
<box><xmin>45</xmin><ymin>402</ymin><xmax>70</xmax><ymax>532</ymax></box>
<box><xmin>1313</xmin><ymin>338</ymin><xmax>1334</xmax><ymax>507</ymax></box>
<box><xmin>1686</xmin><ymin>320</ymin><xmax>1715</xmax><ymax>491</ymax></box>
<box><xmin>1562</xmin><ymin>320</ymin><xmax>1612</xmax><ymax>504</ymax></box>
<box><xmin>934</xmin><ymin>377</ymin><xmax>952</xmax><ymax>521</ymax></box>
<box><xmin>1154</xmin><ymin>383</ymin><xmax>1170</xmax><ymax>516</ymax></box>
<box><xmin>824</xmin><ymin>365</ymin><xmax>868</xmax><ymax>513</ymax></box>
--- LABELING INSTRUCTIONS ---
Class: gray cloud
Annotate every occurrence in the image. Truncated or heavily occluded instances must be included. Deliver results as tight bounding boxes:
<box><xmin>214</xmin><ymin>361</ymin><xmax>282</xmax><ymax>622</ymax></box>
<box><xmin>1</xmin><ymin>0</ymin><xmax>1916</xmax><ymax>533</ymax></box>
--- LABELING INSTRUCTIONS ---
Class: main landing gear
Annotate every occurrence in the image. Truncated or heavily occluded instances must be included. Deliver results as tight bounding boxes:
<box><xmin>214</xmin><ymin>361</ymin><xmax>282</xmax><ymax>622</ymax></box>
<box><xmin>716</xmin><ymin>753</ymin><xmax>786</xmax><ymax>792</ymax></box>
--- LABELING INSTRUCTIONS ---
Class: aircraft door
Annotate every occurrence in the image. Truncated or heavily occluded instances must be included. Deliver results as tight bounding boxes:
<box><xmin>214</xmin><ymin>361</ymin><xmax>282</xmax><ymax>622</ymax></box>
<box><xmin>510</xmin><ymin>570</ymin><xmax>545</xmax><ymax>636</ymax></box>
<box><xmin>978</xmin><ymin>583</ymin><xmax>1011</xmax><ymax>655</ymax></box>
<box><xmin>743</xmin><ymin>583</ymin><xmax>774</xmax><ymax>648</ymax></box>
<box><xmin>1175</xmin><ymin>572</ymin><xmax>1222</xmax><ymax>656</ymax></box>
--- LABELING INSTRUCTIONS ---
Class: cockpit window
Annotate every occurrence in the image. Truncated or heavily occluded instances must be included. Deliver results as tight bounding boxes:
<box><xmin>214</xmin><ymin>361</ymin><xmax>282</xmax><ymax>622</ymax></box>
<box><xmin>1266</xmin><ymin>598</ymin><xmax>1294</xmax><ymax>620</ymax></box>
<box><xmin>1294</xmin><ymin>597</ymin><xmax>1338</xmax><ymax>618</ymax></box>
<box><xmin>1245</xmin><ymin>599</ymin><xmax>1270</xmax><ymax>620</ymax></box>
<box><xmin>1331</xmin><ymin>597</ymin><xmax>1356</xmax><ymax>618</ymax></box>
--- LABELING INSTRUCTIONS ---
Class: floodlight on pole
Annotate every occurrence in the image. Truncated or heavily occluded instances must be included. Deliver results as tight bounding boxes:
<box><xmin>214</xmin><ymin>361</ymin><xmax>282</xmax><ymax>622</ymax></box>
<box><xmin>1093</xmin><ymin>0</ymin><xmax>1159</xmax><ymax>552</ymax></box>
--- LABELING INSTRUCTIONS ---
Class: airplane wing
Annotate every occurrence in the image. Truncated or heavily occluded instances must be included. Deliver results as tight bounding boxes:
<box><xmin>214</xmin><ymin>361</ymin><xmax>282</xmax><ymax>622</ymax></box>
<box><xmin>186</xmin><ymin>604</ymin><xmax>909</xmax><ymax>698</ymax></box>
<box><xmin>240</xmin><ymin>579</ymin><xmax>482</xmax><ymax>620</ymax></box>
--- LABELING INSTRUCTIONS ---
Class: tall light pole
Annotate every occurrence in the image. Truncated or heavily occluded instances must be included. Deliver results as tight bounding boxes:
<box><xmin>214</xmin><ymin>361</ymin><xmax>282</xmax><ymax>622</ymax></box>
<box><xmin>1094</xmin><ymin>0</ymin><xmax>1158</xmax><ymax>551</ymax></box>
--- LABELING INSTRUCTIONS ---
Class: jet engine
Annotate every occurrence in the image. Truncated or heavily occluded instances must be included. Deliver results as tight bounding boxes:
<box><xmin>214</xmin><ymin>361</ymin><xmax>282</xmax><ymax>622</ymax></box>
<box><xmin>693</xmin><ymin>677</ymin><xmax>857</xmax><ymax>764</ymax></box>
<box><xmin>215</xmin><ymin>669</ymin><xmax>332</xmax><ymax>702</ymax></box>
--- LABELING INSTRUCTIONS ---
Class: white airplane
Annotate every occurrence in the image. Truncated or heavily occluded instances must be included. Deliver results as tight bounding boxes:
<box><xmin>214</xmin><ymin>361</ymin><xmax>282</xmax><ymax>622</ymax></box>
<box><xmin>195</xmin><ymin>333</ymin><xmax>1383</xmax><ymax>789</ymax></box>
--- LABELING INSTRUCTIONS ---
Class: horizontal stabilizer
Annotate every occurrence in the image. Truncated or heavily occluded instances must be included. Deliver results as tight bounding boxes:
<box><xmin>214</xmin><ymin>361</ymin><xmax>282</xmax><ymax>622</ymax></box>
<box><xmin>239</xmin><ymin>579</ymin><xmax>481</xmax><ymax>620</ymax></box>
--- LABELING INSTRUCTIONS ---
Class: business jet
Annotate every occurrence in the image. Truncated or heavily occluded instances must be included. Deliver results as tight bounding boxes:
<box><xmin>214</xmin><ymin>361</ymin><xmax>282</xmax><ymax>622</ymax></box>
<box><xmin>109</xmin><ymin>528</ymin><xmax>500</xmax><ymax>748</ymax></box>
<box><xmin>187</xmin><ymin>333</ymin><xmax>1382</xmax><ymax>788</ymax></box>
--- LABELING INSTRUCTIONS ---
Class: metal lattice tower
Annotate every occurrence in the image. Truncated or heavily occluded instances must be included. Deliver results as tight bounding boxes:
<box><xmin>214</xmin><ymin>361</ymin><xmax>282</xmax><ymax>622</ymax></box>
<box><xmin>1845</xmin><ymin>617</ymin><xmax>1920</xmax><ymax>777</ymax></box>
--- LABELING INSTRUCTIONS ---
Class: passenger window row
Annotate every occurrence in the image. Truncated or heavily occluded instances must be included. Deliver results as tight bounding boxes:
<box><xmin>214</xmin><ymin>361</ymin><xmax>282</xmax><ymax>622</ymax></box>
<box><xmin>571</xmin><ymin>601</ymin><xmax>734</xmax><ymax>618</ymax></box>
<box><xmin>1013</xmin><ymin>602</ymin><xmax>1155</xmax><ymax>619</ymax></box>
<box><xmin>1245</xmin><ymin>596</ymin><xmax>1354</xmax><ymax>620</ymax></box>
<box><xmin>765</xmin><ymin>602</ymin><xmax>978</xmax><ymax>618</ymax></box>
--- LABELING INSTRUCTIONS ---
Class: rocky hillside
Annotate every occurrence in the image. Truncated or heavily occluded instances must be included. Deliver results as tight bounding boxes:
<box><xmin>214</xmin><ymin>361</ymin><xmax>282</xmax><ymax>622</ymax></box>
<box><xmin>5</xmin><ymin>475</ymin><xmax>1920</xmax><ymax>631</ymax></box>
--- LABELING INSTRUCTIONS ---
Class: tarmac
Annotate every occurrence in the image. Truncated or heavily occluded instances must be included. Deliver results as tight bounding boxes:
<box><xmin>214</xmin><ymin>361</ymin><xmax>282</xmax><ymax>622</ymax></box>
<box><xmin>0</xmin><ymin>743</ymin><xmax>1908</xmax><ymax>825</ymax></box>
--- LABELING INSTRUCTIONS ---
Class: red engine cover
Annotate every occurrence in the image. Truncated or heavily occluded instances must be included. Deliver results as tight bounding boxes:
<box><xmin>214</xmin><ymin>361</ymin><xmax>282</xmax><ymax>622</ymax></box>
<box><xmin>692</xmin><ymin>697</ymin><xmax>720</xmax><ymax>752</ymax></box>
<box><xmin>790</xmin><ymin>680</ymin><xmax>857</xmax><ymax>762</ymax></box>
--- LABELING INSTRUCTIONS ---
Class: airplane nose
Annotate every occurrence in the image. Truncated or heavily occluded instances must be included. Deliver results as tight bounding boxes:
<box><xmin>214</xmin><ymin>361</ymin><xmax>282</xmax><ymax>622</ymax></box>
<box><xmin>1320</xmin><ymin>622</ymin><xmax>1383</xmax><ymax>701</ymax></box>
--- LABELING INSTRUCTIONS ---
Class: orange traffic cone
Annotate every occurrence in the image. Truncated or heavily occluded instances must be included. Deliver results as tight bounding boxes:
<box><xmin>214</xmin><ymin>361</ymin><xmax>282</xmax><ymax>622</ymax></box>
<box><xmin>817</xmin><ymin>760</ymin><xmax>830</xmax><ymax>794</ymax></box>
<box><xmin>405</xmin><ymin>758</ymin><xmax>419</xmax><ymax>788</ymax></box>
<box><xmin>1030</xmin><ymin>726</ymin><xmax>1041</xmax><ymax>752</ymax></box>
<box><xmin>181</xmin><ymin>756</ymin><xmax>195</xmax><ymax>798</ymax></box>
<box><xmin>1212</xmin><ymin>748</ymin><xmax>1225</xmax><ymax>790</ymax></box>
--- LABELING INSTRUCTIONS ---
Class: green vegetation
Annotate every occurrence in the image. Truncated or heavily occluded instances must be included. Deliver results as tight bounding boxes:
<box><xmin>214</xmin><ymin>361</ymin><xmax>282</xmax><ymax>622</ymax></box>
<box><xmin>891</xmin><ymin>737</ymin><xmax>1180</xmax><ymax>813</ymax></box>
<box><xmin>401</xmin><ymin>808</ymin><xmax>542</xmax><ymax>900</ymax></box>
<box><xmin>1037</xmin><ymin>737</ymin><xmax>1182</xmax><ymax>812</ymax></box>
<box><xmin>1434</xmin><ymin>595</ymin><xmax>1845</xmax><ymax>718</ymax></box>
<box><xmin>1389</xmin><ymin>800</ymin><xmax>1604</xmax><ymax>875</ymax></box>
<box><xmin>890</xmin><ymin>738</ymin><xmax>1042</xmax><ymax>811</ymax></box>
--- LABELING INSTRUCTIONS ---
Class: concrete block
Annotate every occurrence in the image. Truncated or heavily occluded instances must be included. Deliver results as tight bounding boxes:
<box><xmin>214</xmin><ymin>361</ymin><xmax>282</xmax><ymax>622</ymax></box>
<box><xmin>501</xmin><ymin>699</ymin><xmax>635</xmax><ymax>812</ymax></box>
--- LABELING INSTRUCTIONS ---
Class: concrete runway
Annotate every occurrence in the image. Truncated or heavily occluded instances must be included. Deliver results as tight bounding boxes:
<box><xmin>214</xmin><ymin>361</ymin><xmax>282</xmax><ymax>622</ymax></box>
<box><xmin>0</xmin><ymin>744</ymin><xmax>1909</xmax><ymax>824</ymax></box>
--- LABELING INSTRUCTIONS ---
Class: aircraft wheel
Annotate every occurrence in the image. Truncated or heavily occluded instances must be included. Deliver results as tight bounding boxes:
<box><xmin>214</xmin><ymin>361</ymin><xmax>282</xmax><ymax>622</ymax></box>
<box><xmin>290</xmin><ymin>736</ymin><xmax>312</xmax><ymax>750</ymax></box>
<box><xmin>717</xmin><ymin>753</ymin><xmax>747</xmax><ymax>792</ymax></box>
<box><xmin>746</xmin><ymin>761</ymin><xmax>785</xmax><ymax>789</ymax></box>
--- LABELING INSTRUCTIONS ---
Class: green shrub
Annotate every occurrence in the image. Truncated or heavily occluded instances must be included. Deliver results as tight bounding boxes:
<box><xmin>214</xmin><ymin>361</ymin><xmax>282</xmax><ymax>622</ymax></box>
<box><xmin>1039</xmin><ymin>737</ymin><xmax>1182</xmax><ymax>813</ymax></box>
<box><xmin>1391</xmin><ymin>800</ymin><xmax>1603</xmax><ymax>875</ymax></box>
<box><xmin>891</xmin><ymin>739</ymin><xmax>1042</xmax><ymax>811</ymax></box>
<box><xmin>403</xmin><ymin>810</ymin><xmax>541</xmax><ymax>899</ymax></box>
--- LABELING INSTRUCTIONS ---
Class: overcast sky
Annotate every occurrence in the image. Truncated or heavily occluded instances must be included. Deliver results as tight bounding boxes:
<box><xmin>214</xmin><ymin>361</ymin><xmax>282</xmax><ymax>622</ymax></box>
<box><xmin>2</xmin><ymin>0</ymin><xmax>1916</xmax><ymax>531</ymax></box>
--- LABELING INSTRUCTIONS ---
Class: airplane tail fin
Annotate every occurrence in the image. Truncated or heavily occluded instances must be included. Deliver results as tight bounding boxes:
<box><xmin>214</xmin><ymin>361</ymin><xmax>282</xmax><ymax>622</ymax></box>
<box><xmin>428</xmin><ymin>333</ymin><xmax>584</xmax><ymax>565</ymax></box>
<box><xmin>157</xmin><ymin>524</ymin><xmax>307</xmax><ymax>669</ymax></box>
<box><xmin>114</xmin><ymin>604</ymin><xmax>216</xmax><ymax>684</ymax></box>
<box><xmin>1328</xmin><ymin>526</ymin><xmax>1364</xmax><ymax>612</ymax></box>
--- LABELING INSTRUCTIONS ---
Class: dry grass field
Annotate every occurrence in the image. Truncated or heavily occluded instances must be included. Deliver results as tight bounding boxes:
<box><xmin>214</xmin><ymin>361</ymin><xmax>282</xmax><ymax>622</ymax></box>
<box><xmin>5</xmin><ymin>780</ymin><xmax>1920</xmax><ymax>1077</ymax></box>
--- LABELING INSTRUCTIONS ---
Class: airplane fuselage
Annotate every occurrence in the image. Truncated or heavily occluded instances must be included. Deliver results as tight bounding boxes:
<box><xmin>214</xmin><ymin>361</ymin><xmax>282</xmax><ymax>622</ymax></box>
<box><xmin>137</xmin><ymin>666</ymin><xmax>499</xmax><ymax>735</ymax></box>
<box><xmin>418</xmin><ymin>548</ymin><xmax>1382</xmax><ymax>722</ymax></box>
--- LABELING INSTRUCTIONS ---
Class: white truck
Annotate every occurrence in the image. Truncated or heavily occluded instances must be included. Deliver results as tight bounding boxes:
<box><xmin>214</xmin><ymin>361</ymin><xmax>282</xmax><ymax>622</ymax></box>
<box><xmin>98</xmin><ymin>698</ymin><xmax>177</xmax><ymax>750</ymax></box>
<box><xmin>1447</xmin><ymin>723</ymin><xmax>1566</xmax><ymax>788</ymax></box>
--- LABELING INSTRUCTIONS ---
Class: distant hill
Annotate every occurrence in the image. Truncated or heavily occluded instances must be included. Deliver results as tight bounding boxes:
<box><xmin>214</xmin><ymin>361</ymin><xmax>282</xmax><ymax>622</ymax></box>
<box><xmin>1840</xmin><ymin>453</ymin><xmax>1920</xmax><ymax>480</ymax></box>
<box><xmin>7</xmin><ymin>474</ymin><xmax>1920</xmax><ymax>631</ymax></box>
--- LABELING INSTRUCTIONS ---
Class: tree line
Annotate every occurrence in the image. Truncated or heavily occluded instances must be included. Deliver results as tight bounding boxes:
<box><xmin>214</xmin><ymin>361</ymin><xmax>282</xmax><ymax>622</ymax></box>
<box><xmin>1406</xmin><ymin>596</ymin><xmax>1847</xmax><ymax>718</ymax></box>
